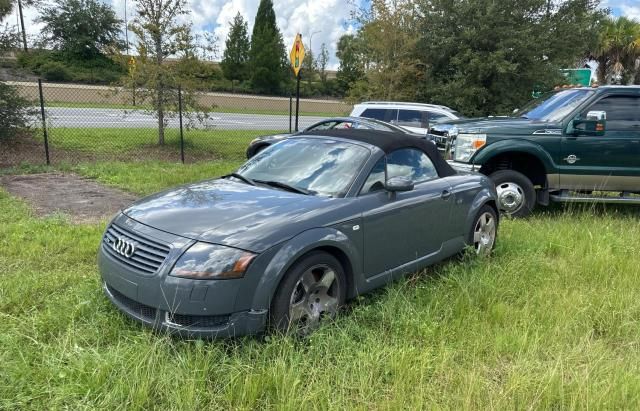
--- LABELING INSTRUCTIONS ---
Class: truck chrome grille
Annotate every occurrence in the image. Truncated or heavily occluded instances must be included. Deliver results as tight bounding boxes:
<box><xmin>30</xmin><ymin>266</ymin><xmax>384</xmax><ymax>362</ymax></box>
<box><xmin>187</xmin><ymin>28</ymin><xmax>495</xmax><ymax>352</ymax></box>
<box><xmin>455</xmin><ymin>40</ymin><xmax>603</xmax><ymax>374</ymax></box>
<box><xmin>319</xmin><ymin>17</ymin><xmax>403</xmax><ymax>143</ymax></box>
<box><xmin>102</xmin><ymin>224</ymin><xmax>170</xmax><ymax>274</ymax></box>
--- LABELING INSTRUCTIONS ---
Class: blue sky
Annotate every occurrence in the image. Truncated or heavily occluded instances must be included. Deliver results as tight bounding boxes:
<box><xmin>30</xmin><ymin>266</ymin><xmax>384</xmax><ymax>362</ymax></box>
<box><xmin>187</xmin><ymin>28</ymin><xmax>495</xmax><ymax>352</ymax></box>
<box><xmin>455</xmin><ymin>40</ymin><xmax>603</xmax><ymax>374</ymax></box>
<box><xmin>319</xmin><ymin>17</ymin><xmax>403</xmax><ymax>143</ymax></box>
<box><xmin>606</xmin><ymin>0</ymin><xmax>640</xmax><ymax>19</ymax></box>
<box><xmin>5</xmin><ymin>0</ymin><xmax>638</xmax><ymax>69</ymax></box>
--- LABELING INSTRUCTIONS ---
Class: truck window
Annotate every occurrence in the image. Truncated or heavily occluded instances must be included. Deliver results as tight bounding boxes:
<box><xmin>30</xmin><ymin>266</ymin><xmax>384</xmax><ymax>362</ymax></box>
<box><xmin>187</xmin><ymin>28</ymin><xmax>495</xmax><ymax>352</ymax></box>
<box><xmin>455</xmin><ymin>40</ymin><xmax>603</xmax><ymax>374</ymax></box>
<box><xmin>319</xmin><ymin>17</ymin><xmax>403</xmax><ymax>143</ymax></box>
<box><xmin>361</xmin><ymin>108</ymin><xmax>398</xmax><ymax>123</ymax></box>
<box><xmin>583</xmin><ymin>96</ymin><xmax>640</xmax><ymax>132</ymax></box>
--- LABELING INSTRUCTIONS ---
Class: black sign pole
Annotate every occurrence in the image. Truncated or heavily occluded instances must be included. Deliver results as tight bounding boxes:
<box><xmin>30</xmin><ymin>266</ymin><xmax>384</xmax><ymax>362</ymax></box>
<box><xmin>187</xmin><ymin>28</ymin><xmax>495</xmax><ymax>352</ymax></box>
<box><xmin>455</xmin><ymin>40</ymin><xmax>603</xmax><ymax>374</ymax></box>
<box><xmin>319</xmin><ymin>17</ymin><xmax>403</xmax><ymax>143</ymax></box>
<box><xmin>295</xmin><ymin>73</ymin><xmax>301</xmax><ymax>132</ymax></box>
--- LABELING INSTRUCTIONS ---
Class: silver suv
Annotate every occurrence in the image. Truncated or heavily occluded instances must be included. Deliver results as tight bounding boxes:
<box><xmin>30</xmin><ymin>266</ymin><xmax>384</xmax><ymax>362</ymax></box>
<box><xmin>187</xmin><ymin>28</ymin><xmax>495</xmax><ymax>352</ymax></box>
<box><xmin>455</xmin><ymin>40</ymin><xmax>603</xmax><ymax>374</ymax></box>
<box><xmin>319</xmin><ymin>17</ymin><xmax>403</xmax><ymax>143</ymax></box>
<box><xmin>350</xmin><ymin>101</ymin><xmax>462</xmax><ymax>136</ymax></box>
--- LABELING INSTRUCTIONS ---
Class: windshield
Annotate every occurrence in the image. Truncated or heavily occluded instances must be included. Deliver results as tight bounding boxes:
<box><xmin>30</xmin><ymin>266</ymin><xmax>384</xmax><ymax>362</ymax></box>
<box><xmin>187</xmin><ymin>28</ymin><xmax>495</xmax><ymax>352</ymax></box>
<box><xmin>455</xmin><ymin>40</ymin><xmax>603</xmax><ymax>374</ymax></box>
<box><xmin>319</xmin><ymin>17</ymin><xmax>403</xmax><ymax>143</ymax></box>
<box><xmin>516</xmin><ymin>89</ymin><xmax>594</xmax><ymax>122</ymax></box>
<box><xmin>236</xmin><ymin>138</ymin><xmax>371</xmax><ymax>197</ymax></box>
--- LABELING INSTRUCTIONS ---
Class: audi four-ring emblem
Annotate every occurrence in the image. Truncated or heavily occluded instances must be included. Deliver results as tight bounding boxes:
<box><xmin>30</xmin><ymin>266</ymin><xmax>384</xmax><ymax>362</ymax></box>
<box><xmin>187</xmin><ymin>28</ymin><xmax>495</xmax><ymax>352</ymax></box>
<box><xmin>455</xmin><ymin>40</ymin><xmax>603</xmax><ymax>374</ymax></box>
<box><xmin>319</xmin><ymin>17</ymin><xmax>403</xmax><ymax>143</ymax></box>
<box><xmin>112</xmin><ymin>236</ymin><xmax>137</xmax><ymax>258</ymax></box>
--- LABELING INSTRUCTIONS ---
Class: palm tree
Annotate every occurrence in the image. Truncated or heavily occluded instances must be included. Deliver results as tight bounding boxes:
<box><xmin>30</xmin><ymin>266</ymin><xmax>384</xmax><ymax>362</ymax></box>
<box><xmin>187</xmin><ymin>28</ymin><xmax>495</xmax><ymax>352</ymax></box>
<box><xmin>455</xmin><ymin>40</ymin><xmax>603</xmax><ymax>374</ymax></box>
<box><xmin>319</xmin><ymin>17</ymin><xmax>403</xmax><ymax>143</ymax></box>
<box><xmin>594</xmin><ymin>16</ymin><xmax>640</xmax><ymax>84</ymax></box>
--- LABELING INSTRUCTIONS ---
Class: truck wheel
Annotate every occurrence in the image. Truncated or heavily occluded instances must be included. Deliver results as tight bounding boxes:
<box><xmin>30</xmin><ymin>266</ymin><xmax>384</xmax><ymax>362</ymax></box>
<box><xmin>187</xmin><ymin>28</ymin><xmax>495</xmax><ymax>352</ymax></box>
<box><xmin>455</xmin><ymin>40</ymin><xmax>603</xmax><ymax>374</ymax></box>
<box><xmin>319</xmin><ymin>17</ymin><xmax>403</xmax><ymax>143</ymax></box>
<box><xmin>489</xmin><ymin>170</ymin><xmax>536</xmax><ymax>218</ymax></box>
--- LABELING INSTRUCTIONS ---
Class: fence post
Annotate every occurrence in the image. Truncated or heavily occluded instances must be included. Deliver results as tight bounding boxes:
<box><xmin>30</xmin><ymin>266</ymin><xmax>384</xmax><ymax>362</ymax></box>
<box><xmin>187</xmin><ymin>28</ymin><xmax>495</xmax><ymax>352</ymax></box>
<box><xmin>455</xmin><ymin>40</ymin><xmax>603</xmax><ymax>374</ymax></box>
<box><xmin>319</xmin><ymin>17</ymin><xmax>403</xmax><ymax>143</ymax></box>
<box><xmin>37</xmin><ymin>79</ymin><xmax>50</xmax><ymax>166</ymax></box>
<box><xmin>178</xmin><ymin>86</ymin><xmax>185</xmax><ymax>164</ymax></box>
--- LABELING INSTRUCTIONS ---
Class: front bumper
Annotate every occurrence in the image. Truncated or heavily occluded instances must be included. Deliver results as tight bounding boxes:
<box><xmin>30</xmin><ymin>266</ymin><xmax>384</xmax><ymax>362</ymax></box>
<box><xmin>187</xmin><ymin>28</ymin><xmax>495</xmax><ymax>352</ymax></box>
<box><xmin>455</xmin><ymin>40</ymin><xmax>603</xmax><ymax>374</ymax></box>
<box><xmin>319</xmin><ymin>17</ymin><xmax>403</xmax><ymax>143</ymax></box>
<box><xmin>99</xmin><ymin>214</ymin><xmax>268</xmax><ymax>338</ymax></box>
<box><xmin>103</xmin><ymin>281</ymin><xmax>267</xmax><ymax>338</ymax></box>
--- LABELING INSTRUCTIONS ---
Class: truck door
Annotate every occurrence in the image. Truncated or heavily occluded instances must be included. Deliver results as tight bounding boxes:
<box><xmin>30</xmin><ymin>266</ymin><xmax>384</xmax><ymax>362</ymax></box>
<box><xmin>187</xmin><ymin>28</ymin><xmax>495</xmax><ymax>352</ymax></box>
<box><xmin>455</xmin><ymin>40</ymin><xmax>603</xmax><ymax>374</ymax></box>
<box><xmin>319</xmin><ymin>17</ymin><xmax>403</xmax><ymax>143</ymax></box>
<box><xmin>560</xmin><ymin>94</ymin><xmax>640</xmax><ymax>191</ymax></box>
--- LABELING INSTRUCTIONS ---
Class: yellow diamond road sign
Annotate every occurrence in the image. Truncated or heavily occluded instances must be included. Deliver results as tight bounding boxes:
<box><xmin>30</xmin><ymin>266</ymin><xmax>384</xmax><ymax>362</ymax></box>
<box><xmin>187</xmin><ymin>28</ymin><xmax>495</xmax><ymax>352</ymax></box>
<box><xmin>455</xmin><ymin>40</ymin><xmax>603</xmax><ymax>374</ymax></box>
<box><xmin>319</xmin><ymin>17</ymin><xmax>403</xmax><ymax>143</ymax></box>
<box><xmin>290</xmin><ymin>33</ymin><xmax>305</xmax><ymax>77</ymax></box>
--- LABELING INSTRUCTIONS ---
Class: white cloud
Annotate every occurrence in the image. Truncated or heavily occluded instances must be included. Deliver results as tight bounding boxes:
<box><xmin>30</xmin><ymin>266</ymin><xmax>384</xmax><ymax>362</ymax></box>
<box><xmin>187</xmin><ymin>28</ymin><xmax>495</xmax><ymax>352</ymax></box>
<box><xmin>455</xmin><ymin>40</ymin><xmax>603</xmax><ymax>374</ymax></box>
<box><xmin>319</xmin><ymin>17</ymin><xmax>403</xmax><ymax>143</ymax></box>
<box><xmin>2</xmin><ymin>0</ymin><xmax>358</xmax><ymax>69</ymax></box>
<box><xmin>620</xmin><ymin>5</ymin><xmax>640</xmax><ymax>21</ymax></box>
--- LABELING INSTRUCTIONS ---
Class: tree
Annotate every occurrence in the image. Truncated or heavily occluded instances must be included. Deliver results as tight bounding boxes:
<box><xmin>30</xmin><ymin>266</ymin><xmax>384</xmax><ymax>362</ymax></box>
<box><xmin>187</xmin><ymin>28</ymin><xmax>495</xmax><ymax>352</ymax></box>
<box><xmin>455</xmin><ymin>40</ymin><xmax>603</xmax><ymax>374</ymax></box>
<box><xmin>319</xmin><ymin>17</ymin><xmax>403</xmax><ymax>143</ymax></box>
<box><xmin>414</xmin><ymin>0</ymin><xmax>605</xmax><ymax>116</ymax></box>
<box><xmin>220</xmin><ymin>12</ymin><xmax>250</xmax><ymax>87</ymax></box>
<box><xmin>128</xmin><ymin>0</ymin><xmax>192</xmax><ymax>145</ymax></box>
<box><xmin>593</xmin><ymin>16</ymin><xmax>640</xmax><ymax>84</ymax></box>
<box><xmin>1</xmin><ymin>2</ymin><xmax>33</xmax><ymax>141</ymax></box>
<box><xmin>302</xmin><ymin>48</ymin><xmax>316</xmax><ymax>86</ymax></box>
<box><xmin>37</xmin><ymin>0</ymin><xmax>123</xmax><ymax>58</ymax></box>
<box><xmin>249</xmin><ymin>0</ymin><xmax>287</xmax><ymax>94</ymax></box>
<box><xmin>317</xmin><ymin>43</ymin><xmax>329</xmax><ymax>86</ymax></box>
<box><xmin>0</xmin><ymin>0</ymin><xmax>12</xmax><ymax>18</ymax></box>
<box><xmin>336</xmin><ymin>34</ymin><xmax>365</xmax><ymax>95</ymax></box>
<box><xmin>356</xmin><ymin>0</ymin><xmax>423</xmax><ymax>101</ymax></box>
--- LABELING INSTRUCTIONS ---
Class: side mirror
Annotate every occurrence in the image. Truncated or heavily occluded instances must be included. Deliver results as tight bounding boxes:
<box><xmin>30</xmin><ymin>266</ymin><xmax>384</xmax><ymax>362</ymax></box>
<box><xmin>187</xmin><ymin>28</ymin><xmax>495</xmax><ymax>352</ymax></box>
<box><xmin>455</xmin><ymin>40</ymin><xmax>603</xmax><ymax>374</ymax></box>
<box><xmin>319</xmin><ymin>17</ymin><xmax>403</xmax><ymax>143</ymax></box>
<box><xmin>385</xmin><ymin>176</ymin><xmax>414</xmax><ymax>193</ymax></box>
<box><xmin>572</xmin><ymin>110</ymin><xmax>606</xmax><ymax>136</ymax></box>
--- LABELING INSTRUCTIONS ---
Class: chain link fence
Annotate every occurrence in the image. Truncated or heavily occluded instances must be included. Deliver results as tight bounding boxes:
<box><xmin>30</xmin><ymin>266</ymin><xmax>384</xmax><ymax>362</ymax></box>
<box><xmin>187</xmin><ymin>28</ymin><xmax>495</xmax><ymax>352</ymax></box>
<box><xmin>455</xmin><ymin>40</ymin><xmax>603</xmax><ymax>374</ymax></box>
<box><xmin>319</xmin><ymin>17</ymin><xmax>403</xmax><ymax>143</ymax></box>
<box><xmin>0</xmin><ymin>80</ymin><xmax>351</xmax><ymax>168</ymax></box>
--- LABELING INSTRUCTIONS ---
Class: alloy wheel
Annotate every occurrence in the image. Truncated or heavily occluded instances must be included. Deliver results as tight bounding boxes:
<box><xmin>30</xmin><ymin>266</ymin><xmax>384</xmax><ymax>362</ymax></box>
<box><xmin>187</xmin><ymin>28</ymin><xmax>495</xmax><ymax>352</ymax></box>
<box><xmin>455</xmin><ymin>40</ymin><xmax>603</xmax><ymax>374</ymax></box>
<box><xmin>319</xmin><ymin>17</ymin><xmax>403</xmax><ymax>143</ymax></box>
<box><xmin>473</xmin><ymin>212</ymin><xmax>496</xmax><ymax>255</ymax></box>
<box><xmin>288</xmin><ymin>264</ymin><xmax>340</xmax><ymax>334</ymax></box>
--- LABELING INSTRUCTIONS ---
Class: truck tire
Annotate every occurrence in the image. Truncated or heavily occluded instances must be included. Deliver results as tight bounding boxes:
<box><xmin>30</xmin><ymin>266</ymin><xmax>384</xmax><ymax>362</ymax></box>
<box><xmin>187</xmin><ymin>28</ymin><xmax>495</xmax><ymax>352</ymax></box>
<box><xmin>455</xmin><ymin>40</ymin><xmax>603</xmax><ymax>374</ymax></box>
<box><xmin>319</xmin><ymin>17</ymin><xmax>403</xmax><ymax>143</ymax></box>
<box><xmin>489</xmin><ymin>170</ymin><xmax>536</xmax><ymax>218</ymax></box>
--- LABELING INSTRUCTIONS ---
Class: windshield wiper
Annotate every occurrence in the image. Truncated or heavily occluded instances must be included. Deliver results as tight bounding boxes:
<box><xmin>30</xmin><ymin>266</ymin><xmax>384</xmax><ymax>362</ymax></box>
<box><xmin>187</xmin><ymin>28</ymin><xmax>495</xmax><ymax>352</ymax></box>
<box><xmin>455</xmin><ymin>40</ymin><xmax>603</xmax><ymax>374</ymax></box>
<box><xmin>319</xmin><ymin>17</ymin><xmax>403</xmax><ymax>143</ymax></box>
<box><xmin>254</xmin><ymin>179</ymin><xmax>312</xmax><ymax>195</ymax></box>
<box><xmin>223</xmin><ymin>172</ymin><xmax>255</xmax><ymax>186</ymax></box>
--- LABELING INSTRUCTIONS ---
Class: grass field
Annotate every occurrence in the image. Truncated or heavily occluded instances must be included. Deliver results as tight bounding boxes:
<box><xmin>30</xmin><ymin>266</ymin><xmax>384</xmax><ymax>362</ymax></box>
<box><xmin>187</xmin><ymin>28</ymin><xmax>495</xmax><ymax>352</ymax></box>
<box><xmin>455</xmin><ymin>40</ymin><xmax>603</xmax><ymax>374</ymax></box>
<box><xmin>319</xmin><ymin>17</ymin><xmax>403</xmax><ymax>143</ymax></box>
<box><xmin>43</xmin><ymin>128</ymin><xmax>281</xmax><ymax>161</ymax></box>
<box><xmin>1</xmin><ymin>163</ymin><xmax>640</xmax><ymax>409</ymax></box>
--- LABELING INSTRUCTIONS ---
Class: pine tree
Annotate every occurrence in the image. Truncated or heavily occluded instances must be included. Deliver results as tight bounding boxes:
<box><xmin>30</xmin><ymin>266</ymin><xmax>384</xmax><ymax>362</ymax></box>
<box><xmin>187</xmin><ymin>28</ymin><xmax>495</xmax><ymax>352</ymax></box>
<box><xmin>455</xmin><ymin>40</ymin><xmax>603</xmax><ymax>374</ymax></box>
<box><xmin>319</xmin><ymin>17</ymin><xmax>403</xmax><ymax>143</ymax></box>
<box><xmin>249</xmin><ymin>0</ymin><xmax>287</xmax><ymax>94</ymax></box>
<box><xmin>220</xmin><ymin>12</ymin><xmax>250</xmax><ymax>86</ymax></box>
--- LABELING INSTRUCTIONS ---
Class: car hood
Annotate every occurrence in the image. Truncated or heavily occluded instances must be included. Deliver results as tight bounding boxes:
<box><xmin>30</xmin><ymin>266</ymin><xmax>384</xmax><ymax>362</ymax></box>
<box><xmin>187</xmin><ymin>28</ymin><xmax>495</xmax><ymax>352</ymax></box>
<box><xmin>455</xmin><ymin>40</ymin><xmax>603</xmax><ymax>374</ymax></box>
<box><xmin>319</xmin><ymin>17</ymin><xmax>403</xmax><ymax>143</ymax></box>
<box><xmin>438</xmin><ymin>117</ymin><xmax>559</xmax><ymax>135</ymax></box>
<box><xmin>122</xmin><ymin>179</ymin><xmax>352</xmax><ymax>252</ymax></box>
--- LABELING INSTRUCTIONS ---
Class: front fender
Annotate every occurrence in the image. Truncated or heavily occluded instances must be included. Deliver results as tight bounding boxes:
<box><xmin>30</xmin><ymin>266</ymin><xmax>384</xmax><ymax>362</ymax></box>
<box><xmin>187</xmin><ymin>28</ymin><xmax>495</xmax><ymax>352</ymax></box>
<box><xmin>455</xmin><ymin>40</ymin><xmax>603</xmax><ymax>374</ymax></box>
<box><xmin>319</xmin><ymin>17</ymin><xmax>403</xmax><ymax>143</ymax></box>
<box><xmin>249</xmin><ymin>227</ymin><xmax>360</xmax><ymax>311</ymax></box>
<box><xmin>473</xmin><ymin>139</ymin><xmax>556</xmax><ymax>173</ymax></box>
<box><xmin>465</xmin><ymin>186</ymin><xmax>498</xmax><ymax>237</ymax></box>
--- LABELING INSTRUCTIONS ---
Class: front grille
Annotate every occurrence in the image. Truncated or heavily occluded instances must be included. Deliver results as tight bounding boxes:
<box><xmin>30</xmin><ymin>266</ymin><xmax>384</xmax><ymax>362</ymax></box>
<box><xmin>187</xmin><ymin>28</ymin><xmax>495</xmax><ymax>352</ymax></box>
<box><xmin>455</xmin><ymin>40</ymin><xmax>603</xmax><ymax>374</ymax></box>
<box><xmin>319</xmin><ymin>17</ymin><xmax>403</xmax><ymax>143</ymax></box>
<box><xmin>426</xmin><ymin>133</ymin><xmax>448</xmax><ymax>152</ymax></box>
<box><xmin>103</xmin><ymin>224</ymin><xmax>170</xmax><ymax>274</ymax></box>
<box><xmin>107</xmin><ymin>284</ymin><xmax>157</xmax><ymax>321</ymax></box>
<box><xmin>166</xmin><ymin>312</ymin><xmax>229</xmax><ymax>329</ymax></box>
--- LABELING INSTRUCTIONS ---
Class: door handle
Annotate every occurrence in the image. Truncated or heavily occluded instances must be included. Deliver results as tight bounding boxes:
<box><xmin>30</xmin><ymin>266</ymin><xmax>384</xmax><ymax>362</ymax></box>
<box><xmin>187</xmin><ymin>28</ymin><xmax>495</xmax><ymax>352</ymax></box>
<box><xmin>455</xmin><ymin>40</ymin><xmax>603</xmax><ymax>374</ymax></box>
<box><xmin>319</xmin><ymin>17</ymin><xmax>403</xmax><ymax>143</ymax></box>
<box><xmin>441</xmin><ymin>190</ymin><xmax>452</xmax><ymax>200</ymax></box>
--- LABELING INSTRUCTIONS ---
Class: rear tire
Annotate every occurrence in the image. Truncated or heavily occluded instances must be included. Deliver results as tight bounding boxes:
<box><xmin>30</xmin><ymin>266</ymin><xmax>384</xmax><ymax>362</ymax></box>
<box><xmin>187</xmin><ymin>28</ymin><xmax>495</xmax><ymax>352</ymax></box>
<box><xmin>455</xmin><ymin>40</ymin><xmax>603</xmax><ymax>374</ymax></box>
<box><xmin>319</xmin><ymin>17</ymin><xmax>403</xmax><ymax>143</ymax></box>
<box><xmin>467</xmin><ymin>205</ymin><xmax>498</xmax><ymax>256</ymax></box>
<box><xmin>489</xmin><ymin>170</ymin><xmax>536</xmax><ymax>218</ymax></box>
<box><xmin>270</xmin><ymin>251</ymin><xmax>346</xmax><ymax>336</ymax></box>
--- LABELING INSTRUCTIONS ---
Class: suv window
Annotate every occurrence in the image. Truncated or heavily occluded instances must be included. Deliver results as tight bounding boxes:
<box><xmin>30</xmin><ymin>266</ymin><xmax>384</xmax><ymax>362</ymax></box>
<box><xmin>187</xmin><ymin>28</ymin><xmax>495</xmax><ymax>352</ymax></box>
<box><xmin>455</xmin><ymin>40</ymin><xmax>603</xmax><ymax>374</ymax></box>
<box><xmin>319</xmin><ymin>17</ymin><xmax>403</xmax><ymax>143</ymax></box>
<box><xmin>429</xmin><ymin>112</ymin><xmax>450</xmax><ymax>124</ymax></box>
<box><xmin>361</xmin><ymin>108</ymin><xmax>398</xmax><ymax>123</ymax></box>
<box><xmin>387</xmin><ymin>148</ymin><xmax>438</xmax><ymax>183</ymax></box>
<box><xmin>584</xmin><ymin>95</ymin><xmax>640</xmax><ymax>131</ymax></box>
<box><xmin>397</xmin><ymin>110</ymin><xmax>428</xmax><ymax>128</ymax></box>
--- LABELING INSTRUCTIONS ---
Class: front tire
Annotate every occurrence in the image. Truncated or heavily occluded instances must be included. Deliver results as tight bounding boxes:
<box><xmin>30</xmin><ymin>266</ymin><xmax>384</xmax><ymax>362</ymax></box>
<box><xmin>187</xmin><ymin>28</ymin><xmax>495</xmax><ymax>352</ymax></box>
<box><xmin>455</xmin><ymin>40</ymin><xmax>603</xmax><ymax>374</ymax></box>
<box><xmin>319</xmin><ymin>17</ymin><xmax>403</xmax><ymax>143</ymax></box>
<box><xmin>489</xmin><ymin>170</ymin><xmax>536</xmax><ymax>218</ymax></box>
<box><xmin>270</xmin><ymin>251</ymin><xmax>347</xmax><ymax>335</ymax></box>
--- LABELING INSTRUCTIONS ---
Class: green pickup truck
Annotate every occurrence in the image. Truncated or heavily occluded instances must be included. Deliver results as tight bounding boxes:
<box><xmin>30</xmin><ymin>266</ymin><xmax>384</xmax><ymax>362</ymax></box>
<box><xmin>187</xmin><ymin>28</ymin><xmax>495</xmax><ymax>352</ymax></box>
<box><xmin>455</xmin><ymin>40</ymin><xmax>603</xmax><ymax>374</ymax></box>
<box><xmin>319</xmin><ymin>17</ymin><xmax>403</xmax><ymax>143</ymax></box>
<box><xmin>430</xmin><ymin>86</ymin><xmax>640</xmax><ymax>217</ymax></box>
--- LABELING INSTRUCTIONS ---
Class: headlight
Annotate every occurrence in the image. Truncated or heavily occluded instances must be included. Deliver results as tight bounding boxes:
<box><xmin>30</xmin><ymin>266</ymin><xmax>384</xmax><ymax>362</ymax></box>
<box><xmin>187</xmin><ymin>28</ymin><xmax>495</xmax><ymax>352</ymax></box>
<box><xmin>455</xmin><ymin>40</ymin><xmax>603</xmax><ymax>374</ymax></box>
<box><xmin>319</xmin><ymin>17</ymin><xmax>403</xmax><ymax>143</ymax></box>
<box><xmin>170</xmin><ymin>243</ymin><xmax>256</xmax><ymax>280</ymax></box>
<box><xmin>453</xmin><ymin>134</ymin><xmax>487</xmax><ymax>162</ymax></box>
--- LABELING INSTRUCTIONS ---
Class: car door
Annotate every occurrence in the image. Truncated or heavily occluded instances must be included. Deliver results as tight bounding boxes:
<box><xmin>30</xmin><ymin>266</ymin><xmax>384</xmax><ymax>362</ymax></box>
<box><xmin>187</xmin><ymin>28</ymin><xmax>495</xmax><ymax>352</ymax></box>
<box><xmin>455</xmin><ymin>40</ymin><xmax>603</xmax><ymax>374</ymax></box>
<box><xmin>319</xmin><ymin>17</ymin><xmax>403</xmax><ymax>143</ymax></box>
<box><xmin>359</xmin><ymin>149</ymin><xmax>453</xmax><ymax>277</ymax></box>
<box><xmin>561</xmin><ymin>94</ymin><xmax>640</xmax><ymax>191</ymax></box>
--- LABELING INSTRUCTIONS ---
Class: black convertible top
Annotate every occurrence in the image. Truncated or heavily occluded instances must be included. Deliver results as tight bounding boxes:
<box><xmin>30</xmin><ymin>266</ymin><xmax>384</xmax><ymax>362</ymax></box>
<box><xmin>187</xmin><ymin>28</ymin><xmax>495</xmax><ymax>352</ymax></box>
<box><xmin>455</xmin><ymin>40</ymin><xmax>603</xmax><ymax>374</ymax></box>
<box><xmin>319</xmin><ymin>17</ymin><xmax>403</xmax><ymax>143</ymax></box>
<box><xmin>303</xmin><ymin>129</ymin><xmax>457</xmax><ymax>177</ymax></box>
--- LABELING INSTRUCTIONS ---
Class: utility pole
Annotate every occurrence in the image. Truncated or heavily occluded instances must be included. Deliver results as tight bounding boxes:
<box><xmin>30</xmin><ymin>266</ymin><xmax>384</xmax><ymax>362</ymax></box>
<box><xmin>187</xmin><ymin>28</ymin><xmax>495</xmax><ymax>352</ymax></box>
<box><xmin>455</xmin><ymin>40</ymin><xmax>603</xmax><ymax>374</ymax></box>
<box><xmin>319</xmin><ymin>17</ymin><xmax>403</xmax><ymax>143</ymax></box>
<box><xmin>124</xmin><ymin>0</ymin><xmax>130</xmax><ymax>55</ymax></box>
<box><xmin>17</xmin><ymin>0</ymin><xmax>27</xmax><ymax>52</ymax></box>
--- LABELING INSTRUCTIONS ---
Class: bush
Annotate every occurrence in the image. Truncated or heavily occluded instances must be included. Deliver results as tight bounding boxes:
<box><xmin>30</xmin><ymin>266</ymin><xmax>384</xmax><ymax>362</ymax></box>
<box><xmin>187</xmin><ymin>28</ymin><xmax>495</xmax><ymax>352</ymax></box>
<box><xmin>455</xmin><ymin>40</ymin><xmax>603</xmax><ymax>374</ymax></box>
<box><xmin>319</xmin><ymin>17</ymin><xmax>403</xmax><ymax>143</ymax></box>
<box><xmin>39</xmin><ymin>61</ymin><xmax>73</xmax><ymax>82</ymax></box>
<box><xmin>0</xmin><ymin>82</ymin><xmax>34</xmax><ymax>139</ymax></box>
<box><xmin>17</xmin><ymin>50</ymin><xmax>125</xmax><ymax>84</ymax></box>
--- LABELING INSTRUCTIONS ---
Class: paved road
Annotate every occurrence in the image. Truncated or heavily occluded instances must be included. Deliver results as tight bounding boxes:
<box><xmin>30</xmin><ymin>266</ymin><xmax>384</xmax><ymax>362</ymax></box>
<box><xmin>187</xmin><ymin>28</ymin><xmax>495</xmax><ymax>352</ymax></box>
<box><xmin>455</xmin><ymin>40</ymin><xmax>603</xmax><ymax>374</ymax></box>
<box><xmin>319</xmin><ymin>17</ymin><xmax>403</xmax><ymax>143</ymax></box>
<box><xmin>38</xmin><ymin>107</ymin><xmax>326</xmax><ymax>130</ymax></box>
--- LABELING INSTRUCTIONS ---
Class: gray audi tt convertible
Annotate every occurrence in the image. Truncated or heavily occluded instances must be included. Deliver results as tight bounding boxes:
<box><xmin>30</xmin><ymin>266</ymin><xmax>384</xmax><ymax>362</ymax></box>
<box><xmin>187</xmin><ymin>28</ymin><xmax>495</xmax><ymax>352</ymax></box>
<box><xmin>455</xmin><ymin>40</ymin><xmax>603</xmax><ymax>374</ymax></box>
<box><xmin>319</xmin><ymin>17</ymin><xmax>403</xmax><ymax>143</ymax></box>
<box><xmin>99</xmin><ymin>129</ymin><xmax>498</xmax><ymax>337</ymax></box>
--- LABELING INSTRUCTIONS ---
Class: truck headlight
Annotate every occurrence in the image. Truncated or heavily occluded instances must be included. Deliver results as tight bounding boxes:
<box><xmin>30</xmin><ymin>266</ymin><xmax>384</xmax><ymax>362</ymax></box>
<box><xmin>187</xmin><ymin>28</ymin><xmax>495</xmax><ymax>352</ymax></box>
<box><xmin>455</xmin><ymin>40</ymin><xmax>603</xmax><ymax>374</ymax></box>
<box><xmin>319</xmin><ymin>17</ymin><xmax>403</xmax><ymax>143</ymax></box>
<box><xmin>170</xmin><ymin>243</ymin><xmax>256</xmax><ymax>280</ymax></box>
<box><xmin>453</xmin><ymin>134</ymin><xmax>487</xmax><ymax>162</ymax></box>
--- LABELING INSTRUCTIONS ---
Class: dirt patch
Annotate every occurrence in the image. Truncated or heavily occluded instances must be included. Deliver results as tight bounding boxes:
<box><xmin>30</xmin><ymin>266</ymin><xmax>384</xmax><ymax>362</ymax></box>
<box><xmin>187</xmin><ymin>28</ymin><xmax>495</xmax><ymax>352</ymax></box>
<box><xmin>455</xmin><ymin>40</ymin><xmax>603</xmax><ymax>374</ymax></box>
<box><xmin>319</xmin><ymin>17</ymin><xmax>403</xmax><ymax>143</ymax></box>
<box><xmin>0</xmin><ymin>173</ymin><xmax>138</xmax><ymax>223</ymax></box>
